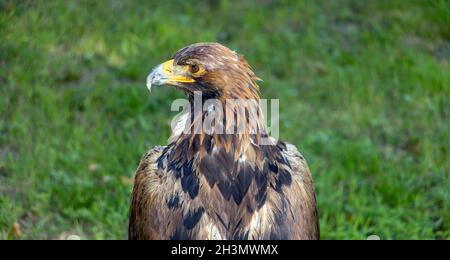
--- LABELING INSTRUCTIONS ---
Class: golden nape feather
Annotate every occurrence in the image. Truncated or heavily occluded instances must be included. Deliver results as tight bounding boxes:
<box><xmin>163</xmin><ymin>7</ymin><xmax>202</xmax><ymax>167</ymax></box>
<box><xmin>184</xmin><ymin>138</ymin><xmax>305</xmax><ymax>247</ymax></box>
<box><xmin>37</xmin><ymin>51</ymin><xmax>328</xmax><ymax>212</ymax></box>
<box><xmin>129</xmin><ymin>42</ymin><xmax>319</xmax><ymax>240</ymax></box>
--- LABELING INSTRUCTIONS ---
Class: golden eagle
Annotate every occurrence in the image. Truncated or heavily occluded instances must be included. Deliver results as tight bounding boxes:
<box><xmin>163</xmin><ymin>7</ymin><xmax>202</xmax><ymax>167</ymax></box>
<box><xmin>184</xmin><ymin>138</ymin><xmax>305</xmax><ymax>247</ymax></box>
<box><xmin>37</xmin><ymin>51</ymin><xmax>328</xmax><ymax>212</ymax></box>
<box><xmin>129</xmin><ymin>43</ymin><xmax>319</xmax><ymax>240</ymax></box>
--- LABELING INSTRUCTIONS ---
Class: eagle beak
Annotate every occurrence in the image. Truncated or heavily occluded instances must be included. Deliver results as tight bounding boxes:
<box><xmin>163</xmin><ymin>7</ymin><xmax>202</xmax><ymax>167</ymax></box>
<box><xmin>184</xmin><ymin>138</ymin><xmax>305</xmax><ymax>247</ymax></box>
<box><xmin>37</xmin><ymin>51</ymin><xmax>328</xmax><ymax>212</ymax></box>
<box><xmin>146</xmin><ymin>59</ymin><xmax>195</xmax><ymax>92</ymax></box>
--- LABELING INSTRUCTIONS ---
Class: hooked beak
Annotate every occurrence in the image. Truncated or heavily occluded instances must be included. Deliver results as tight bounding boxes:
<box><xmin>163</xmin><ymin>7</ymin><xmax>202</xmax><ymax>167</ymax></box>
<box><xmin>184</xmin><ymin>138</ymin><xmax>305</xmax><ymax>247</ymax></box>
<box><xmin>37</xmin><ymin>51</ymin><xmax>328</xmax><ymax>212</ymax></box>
<box><xmin>146</xmin><ymin>59</ymin><xmax>195</xmax><ymax>92</ymax></box>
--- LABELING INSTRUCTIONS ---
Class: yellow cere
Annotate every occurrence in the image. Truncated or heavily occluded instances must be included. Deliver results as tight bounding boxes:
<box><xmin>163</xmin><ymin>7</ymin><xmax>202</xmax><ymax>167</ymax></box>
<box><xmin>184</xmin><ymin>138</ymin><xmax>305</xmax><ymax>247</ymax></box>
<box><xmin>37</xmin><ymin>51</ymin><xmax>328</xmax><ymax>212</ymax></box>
<box><xmin>161</xmin><ymin>59</ymin><xmax>196</xmax><ymax>83</ymax></box>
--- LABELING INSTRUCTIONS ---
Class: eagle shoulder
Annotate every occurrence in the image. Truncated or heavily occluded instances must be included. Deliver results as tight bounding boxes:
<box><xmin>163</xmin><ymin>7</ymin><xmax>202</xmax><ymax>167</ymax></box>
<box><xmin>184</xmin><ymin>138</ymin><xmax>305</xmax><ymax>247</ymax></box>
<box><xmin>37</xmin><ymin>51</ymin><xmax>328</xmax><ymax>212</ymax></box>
<box><xmin>277</xmin><ymin>141</ymin><xmax>320</xmax><ymax>239</ymax></box>
<box><xmin>129</xmin><ymin>146</ymin><xmax>164</xmax><ymax>240</ymax></box>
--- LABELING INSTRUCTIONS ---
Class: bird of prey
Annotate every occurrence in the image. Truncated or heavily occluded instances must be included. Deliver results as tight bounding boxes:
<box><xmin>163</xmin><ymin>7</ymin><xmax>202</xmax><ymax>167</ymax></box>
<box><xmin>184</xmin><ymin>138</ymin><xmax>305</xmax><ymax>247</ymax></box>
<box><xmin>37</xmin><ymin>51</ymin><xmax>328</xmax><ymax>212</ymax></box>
<box><xmin>129</xmin><ymin>42</ymin><xmax>319</xmax><ymax>240</ymax></box>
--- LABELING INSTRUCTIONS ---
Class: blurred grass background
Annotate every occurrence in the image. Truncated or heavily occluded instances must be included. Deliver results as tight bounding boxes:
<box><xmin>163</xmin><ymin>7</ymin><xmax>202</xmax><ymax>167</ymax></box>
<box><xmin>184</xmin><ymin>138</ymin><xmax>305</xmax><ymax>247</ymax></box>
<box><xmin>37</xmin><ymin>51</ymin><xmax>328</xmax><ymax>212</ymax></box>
<box><xmin>0</xmin><ymin>0</ymin><xmax>449</xmax><ymax>239</ymax></box>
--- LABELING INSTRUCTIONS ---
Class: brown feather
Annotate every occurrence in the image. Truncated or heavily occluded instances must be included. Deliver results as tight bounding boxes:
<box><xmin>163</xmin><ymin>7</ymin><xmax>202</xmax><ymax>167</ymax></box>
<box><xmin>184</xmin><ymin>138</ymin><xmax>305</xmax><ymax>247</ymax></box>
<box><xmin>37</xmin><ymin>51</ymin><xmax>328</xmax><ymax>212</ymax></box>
<box><xmin>129</xmin><ymin>43</ymin><xmax>319</xmax><ymax>240</ymax></box>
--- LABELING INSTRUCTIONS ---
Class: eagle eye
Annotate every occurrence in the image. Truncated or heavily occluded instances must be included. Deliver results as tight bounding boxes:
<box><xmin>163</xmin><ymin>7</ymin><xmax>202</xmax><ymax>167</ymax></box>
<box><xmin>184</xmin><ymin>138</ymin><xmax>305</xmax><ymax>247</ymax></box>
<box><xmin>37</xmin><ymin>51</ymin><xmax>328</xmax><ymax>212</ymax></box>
<box><xmin>190</xmin><ymin>64</ymin><xmax>200</xmax><ymax>74</ymax></box>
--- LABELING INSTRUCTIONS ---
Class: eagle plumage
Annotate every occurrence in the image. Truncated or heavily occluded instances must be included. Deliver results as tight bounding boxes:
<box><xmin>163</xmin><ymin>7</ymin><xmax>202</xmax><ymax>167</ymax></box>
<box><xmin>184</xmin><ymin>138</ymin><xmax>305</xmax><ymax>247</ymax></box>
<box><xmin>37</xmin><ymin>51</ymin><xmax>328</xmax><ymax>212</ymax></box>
<box><xmin>129</xmin><ymin>43</ymin><xmax>319</xmax><ymax>240</ymax></box>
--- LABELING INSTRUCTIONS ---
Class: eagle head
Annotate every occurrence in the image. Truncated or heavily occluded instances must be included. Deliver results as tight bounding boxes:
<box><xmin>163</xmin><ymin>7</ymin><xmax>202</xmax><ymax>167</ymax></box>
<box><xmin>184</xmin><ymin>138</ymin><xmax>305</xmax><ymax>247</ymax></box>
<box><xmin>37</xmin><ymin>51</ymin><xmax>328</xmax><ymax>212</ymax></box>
<box><xmin>147</xmin><ymin>42</ymin><xmax>260</xmax><ymax>100</ymax></box>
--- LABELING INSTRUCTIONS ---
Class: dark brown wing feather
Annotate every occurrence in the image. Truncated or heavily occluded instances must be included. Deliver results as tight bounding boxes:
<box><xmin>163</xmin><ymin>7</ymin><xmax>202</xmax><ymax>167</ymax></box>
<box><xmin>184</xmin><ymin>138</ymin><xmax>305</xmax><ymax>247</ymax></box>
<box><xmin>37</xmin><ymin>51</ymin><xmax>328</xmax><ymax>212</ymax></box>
<box><xmin>129</xmin><ymin>142</ymin><xmax>319</xmax><ymax>240</ymax></box>
<box><xmin>129</xmin><ymin>146</ymin><xmax>164</xmax><ymax>240</ymax></box>
<box><xmin>277</xmin><ymin>142</ymin><xmax>320</xmax><ymax>239</ymax></box>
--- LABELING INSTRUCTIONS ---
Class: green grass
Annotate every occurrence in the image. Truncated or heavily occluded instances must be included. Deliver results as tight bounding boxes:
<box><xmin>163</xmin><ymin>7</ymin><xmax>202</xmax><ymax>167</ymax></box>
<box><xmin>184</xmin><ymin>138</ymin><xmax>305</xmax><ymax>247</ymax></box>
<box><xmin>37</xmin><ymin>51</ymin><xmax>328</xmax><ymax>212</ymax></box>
<box><xmin>0</xmin><ymin>0</ymin><xmax>449</xmax><ymax>239</ymax></box>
